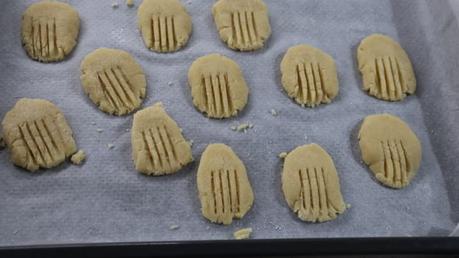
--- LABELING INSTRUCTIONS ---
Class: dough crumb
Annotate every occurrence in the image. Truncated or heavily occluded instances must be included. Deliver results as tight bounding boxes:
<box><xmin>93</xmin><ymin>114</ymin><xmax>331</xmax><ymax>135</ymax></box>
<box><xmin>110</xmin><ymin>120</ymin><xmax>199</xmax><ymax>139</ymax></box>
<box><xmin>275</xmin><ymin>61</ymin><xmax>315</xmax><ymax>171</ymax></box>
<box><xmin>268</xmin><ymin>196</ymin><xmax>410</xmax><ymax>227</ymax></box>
<box><xmin>168</xmin><ymin>81</ymin><xmax>174</xmax><ymax>87</ymax></box>
<box><xmin>169</xmin><ymin>224</ymin><xmax>180</xmax><ymax>230</ymax></box>
<box><xmin>126</xmin><ymin>0</ymin><xmax>134</xmax><ymax>7</ymax></box>
<box><xmin>347</xmin><ymin>203</ymin><xmax>351</xmax><ymax>209</ymax></box>
<box><xmin>125</xmin><ymin>128</ymin><xmax>130</xmax><ymax>132</ymax></box>
<box><xmin>107</xmin><ymin>144</ymin><xmax>115</xmax><ymax>149</ymax></box>
<box><xmin>233</xmin><ymin>228</ymin><xmax>252</xmax><ymax>240</ymax></box>
<box><xmin>189</xmin><ymin>140</ymin><xmax>194</xmax><ymax>147</ymax></box>
<box><xmin>278</xmin><ymin>152</ymin><xmax>288</xmax><ymax>159</ymax></box>
<box><xmin>112</xmin><ymin>2</ymin><xmax>119</xmax><ymax>8</ymax></box>
<box><xmin>232</xmin><ymin>123</ymin><xmax>254</xmax><ymax>133</ymax></box>
<box><xmin>71</xmin><ymin>150</ymin><xmax>86</xmax><ymax>165</ymax></box>
<box><xmin>97</xmin><ymin>128</ymin><xmax>104</xmax><ymax>133</ymax></box>
<box><xmin>270</xmin><ymin>109</ymin><xmax>278</xmax><ymax>117</ymax></box>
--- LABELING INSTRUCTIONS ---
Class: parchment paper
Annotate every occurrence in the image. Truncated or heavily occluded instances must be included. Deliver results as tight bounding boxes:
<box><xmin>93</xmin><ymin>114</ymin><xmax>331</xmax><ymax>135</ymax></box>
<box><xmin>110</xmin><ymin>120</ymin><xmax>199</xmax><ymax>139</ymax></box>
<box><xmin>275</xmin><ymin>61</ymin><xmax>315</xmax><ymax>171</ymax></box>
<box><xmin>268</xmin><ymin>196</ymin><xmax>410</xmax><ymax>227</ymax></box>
<box><xmin>1</xmin><ymin>0</ymin><xmax>458</xmax><ymax>246</ymax></box>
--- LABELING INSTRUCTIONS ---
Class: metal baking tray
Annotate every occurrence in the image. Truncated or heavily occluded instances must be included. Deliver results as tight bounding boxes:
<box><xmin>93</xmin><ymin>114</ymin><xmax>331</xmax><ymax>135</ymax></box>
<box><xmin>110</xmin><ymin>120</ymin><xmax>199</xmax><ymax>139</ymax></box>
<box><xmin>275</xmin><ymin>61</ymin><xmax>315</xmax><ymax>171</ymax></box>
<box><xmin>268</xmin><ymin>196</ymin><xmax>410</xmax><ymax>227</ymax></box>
<box><xmin>1</xmin><ymin>0</ymin><xmax>458</xmax><ymax>256</ymax></box>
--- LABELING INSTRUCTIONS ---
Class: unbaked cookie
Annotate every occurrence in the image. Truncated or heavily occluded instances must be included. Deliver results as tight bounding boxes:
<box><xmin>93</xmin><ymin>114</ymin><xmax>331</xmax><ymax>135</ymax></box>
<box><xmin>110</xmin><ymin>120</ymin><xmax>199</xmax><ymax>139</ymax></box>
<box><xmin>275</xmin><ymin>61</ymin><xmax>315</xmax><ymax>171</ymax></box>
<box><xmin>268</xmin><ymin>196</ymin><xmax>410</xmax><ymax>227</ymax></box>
<box><xmin>131</xmin><ymin>103</ymin><xmax>192</xmax><ymax>175</ymax></box>
<box><xmin>282</xmin><ymin>144</ymin><xmax>346</xmax><ymax>223</ymax></box>
<box><xmin>1</xmin><ymin>98</ymin><xmax>78</xmax><ymax>172</ymax></box>
<box><xmin>357</xmin><ymin>34</ymin><xmax>416</xmax><ymax>101</ymax></box>
<box><xmin>138</xmin><ymin>0</ymin><xmax>192</xmax><ymax>53</ymax></box>
<box><xmin>188</xmin><ymin>54</ymin><xmax>249</xmax><ymax>119</ymax></box>
<box><xmin>358</xmin><ymin>114</ymin><xmax>422</xmax><ymax>188</ymax></box>
<box><xmin>281</xmin><ymin>44</ymin><xmax>339</xmax><ymax>107</ymax></box>
<box><xmin>197</xmin><ymin>144</ymin><xmax>254</xmax><ymax>225</ymax></box>
<box><xmin>21</xmin><ymin>1</ymin><xmax>80</xmax><ymax>62</ymax></box>
<box><xmin>212</xmin><ymin>0</ymin><xmax>271</xmax><ymax>51</ymax></box>
<box><xmin>80</xmin><ymin>48</ymin><xmax>146</xmax><ymax>116</ymax></box>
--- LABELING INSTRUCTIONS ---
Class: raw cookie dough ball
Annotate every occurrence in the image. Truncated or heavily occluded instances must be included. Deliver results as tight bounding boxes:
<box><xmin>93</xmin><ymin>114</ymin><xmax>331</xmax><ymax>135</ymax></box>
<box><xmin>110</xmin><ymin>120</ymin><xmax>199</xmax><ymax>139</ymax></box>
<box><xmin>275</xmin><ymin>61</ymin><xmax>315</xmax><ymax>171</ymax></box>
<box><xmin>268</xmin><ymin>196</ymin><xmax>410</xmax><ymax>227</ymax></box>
<box><xmin>80</xmin><ymin>48</ymin><xmax>147</xmax><ymax>116</ymax></box>
<box><xmin>188</xmin><ymin>54</ymin><xmax>249</xmax><ymax>119</ymax></box>
<box><xmin>138</xmin><ymin>0</ymin><xmax>192</xmax><ymax>53</ymax></box>
<box><xmin>281</xmin><ymin>44</ymin><xmax>339</xmax><ymax>107</ymax></box>
<box><xmin>1</xmin><ymin>98</ymin><xmax>78</xmax><ymax>172</ymax></box>
<box><xmin>358</xmin><ymin>114</ymin><xmax>422</xmax><ymax>188</ymax></box>
<box><xmin>131</xmin><ymin>102</ymin><xmax>193</xmax><ymax>175</ymax></box>
<box><xmin>197</xmin><ymin>143</ymin><xmax>254</xmax><ymax>225</ymax></box>
<box><xmin>282</xmin><ymin>144</ymin><xmax>346</xmax><ymax>222</ymax></box>
<box><xmin>21</xmin><ymin>1</ymin><xmax>80</xmax><ymax>62</ymax></box>
<box><xmin>212</xmin><ymin>0</ymin><xmax>271</xmax><ymax>51</ymax></box>
<box><xmin>357</xmin><ymin>34</ymin><xmax>416</xmax><ymax>101</ymax></box>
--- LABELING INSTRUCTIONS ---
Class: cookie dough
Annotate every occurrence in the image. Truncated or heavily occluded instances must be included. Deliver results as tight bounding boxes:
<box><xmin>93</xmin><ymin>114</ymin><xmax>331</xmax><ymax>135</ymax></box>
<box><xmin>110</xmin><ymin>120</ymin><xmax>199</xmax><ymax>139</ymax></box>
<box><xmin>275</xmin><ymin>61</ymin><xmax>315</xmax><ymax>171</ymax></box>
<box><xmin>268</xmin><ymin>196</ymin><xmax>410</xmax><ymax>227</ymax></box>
<box><xmin>138</xmin><ymin>0</ymin><xmax>192</xmax><ymax>53</ymax></box>
<box><xmin>213</xmin><ymin>0</ymin><xmax>271</xmax><ymax>51</ymax></box>
<box><xmin>21</xmin><ymin>1</ymin><xmax>80</xmax><ymax>62</ymax></box>
<box><xmin>281</xmin><ymin>44</ymin><xmax>339</xmax><ymax>107</ymax></box>
<box><xmin>357</xmin><ymin>34</ymin><xmax>416</xmax><ymax>101</ymax></box>
<box><xmin>1</xmin><ymin>98</ymin><xmax>78</xmax><ymax>172</ymax></box>
<box><xmin>188</xmin><ymin>54</ymin><xmax>249</xmax><ymax>119</ymax></box>
<box><xmin>197</xmin><ymin>144</ymin><xmax>254</xmax><ymax>225</ymax></box>
<box><xmin>233</xmin><ymin>227</ymin><xmax>252</xmax><ymax>239</ymax></box>
<box><xmin>358</xmin><ymin>114</ymin><xmax>422</xmax><ymax>188</ymax></box>
<box><xmin>131</xmin><ymin>102</ymin><xmax>193</xmax><ymax>175</ymax></box>
<box><xmin>80</xmin><ymin>48</ymin><xmax>147</xmax><ymax>116</ymax></box>
<box><xmin>70</xmin><ymin>150</ymin><xmax>86</xmax><ymax>165</ymax></box>
<box><xmin>282</xmin><ymin>144</ymin><xmax>346</xmax><ymax>222</ymax></box>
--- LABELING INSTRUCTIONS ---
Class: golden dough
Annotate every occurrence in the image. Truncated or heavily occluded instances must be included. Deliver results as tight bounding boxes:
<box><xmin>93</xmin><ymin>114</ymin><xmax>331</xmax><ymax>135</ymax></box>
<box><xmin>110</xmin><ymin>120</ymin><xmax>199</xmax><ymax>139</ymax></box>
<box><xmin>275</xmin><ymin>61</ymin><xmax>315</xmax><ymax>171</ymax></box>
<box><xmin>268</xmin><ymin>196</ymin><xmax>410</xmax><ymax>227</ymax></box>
<box><xmin>282</xmin><ymin>144</ymin><xmax>346</xmax><ymax>223</ymax></box>
<box><xmin>212</xmin><ymin>0</ymin><xmax>271</xmax><ymax>51</ymax></box>
<box><xmin>138</xmin><ymin>0</ymin><xmax>192</xmax><ymax>53</ymax></box>
<box><xmin>197</xmin><ymin>144</ymin><xmax>254</xmax><ymax>225</ymax></box>
<box><xmin>131</xmin><ymin>103</ymin><xmax>193</xmax><ymax>175</ymax></box>
<box><xmin>70</xmin><ymin>150</ymin><xmax>86</xmax><ymax>165</ymax></box>
<box><xmin>80</xmin><ymin>48</ymin><xmax>147</xmax><ymax>116</ymax></box>
<box><xmin>358</xmin><ymin>114</ymin><xmax>422</xmax><ymax>188</ymax></box>
<box><xmin>357</xmin><ymin>34</ymin><xmax>416</xmax><ymax>101</ymax></box>
<box><xmin>281</xmin><ymin>44</ymin><xmax>339</xmax><ymax>107</ymax></box>
<box><xmin>21</xmin><ymin>1</ymin><xmax>80</xmax><ymax>62</ymax></box>
<box><xmin>1</xmin><ymin>98</ymin><xmax>77</xmax><ymax>172</ymax></box>
<box><xmin>188</xmin><ymin>54</ymin><xmax>249</xmax><ymax>119</ymax></box>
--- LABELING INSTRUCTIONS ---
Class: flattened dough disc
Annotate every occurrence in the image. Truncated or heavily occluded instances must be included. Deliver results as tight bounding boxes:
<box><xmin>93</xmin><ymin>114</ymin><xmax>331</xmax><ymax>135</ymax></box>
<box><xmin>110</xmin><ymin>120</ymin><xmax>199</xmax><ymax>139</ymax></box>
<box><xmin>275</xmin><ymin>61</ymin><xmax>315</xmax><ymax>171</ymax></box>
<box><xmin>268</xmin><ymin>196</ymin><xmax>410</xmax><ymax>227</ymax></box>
<box><xmin>282</xmin><ymin>144</ymin><xmax>346</xmax><ymax>222</ymax></box>
<box><xmin>213</xmin><ymin>0</ymin><xmax>271</xmax><ymax>51</ymax></box>
<box><xmin>1</xmin><ymin>98</ymin><xmax>78</xmax><ymax>172</ymax></box>
<box><xmin>197</xmin><ymin>143</ymin><xmax>254</xmax><ymax>225</ymax></box>
<box><xmin>21</xmin><ymin>1</ymin><xmax>80</xmax><ymax>62</ymax></box>
<box><xmin>357</xmin><ymin>34</ymin><xmax>416</xmax><ymax>101</ymax></box>
<box><xmin>131</xmin><ymin>102</ymin><xmax>193</xmax><ymax>175</ymax></box>
<box><xmin>138</xmin><ymin>0</ymin><xmax>192</xmax><ymax>53</ymax></box>
<box><xmin>281</xmin><ymin>44</ymin><xmax>339</xmax><ymax>107</ymax></box>
<box><xmin>358</xmin><ymin>114</ymin><xmax>422</xmax><ymax>188</ymax></box>
<box><xmin>188</xmin><ymin>54</ymin><xmax>249</xmax><ymax>119</ymax></box>
<box><xmin>80</xmin><ymin>48</ymin><xmax>147</xmax><ymax>116</ymax></box>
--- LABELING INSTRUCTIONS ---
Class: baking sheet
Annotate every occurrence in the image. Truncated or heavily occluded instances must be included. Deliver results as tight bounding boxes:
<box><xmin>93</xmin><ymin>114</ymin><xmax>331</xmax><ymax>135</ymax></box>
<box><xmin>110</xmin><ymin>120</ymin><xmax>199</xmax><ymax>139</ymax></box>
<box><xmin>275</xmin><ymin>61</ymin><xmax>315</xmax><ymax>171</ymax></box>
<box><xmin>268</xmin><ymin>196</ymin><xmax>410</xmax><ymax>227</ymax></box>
<box><xmin>1</xmin><ymin>0</ymin><xmax>458</xmax><ymax>246</ymax></box>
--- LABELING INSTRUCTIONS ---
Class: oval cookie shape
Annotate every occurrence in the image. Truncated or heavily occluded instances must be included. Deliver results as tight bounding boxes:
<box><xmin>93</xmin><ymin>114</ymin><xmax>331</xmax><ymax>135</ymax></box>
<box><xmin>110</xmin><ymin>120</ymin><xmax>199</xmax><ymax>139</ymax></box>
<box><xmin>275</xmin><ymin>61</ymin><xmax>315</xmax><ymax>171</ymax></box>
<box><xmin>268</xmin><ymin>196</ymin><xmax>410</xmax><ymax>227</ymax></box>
<box><xmin>21</xmin><ymin>1</ymin><xmax>80</xmax><ymax>62</ymax></box>
<box><xmin>281</xmin><ymin>44</ymin><xmax>339</xmax><ymax>107</ymax></box>
<box><xmin>282</xmin><ymin>144</ymin><xmax>346</xmax><ymax>222</ymax></box>
<box><xmin>357</xmin><ymin>34</ymin><xmax>416</xmax><ymax>101</ymax></box>
<box><xmin>1</xmin><ymin>98</ymin><xmax>78</xmax><ymax>172</ymax></box>
<box><xmin>188</xmin><ymin>54</ymin><xmax>249</xmax><ymax>119</ymax></box>
<box><xmin>358</xmin><ymin>114</ymin><xmax>422</xmax><ymax>188</ymax></box>
<box><xmin>212</xmin><ymin>0</ymin><xmax>271</xmax><ymax>51</ymax></box>
<box><xmin>132</xmin><ymin>103</ymin><xmax>193</xmax><ymax>175</ymax></box>
<box><xmin>80</xmin><ymin>48</ymin><xmax>147</xmax><ymax>116</ymax></box>
<box><xmin>197</xmin><ymin>144</ymin><xmax>254</xmax><ymax>225</ymax></box>
<box><xmin>138</xmin><ymin>0</ymin><xmax>192</xmax><ymax>53</ymax></box>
